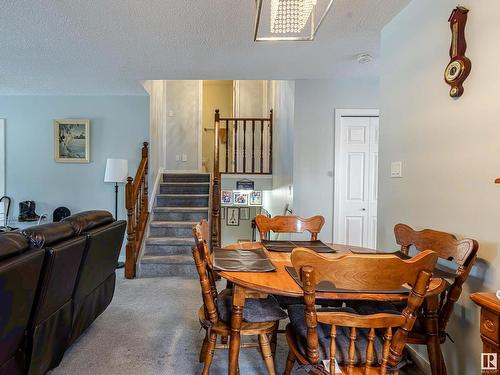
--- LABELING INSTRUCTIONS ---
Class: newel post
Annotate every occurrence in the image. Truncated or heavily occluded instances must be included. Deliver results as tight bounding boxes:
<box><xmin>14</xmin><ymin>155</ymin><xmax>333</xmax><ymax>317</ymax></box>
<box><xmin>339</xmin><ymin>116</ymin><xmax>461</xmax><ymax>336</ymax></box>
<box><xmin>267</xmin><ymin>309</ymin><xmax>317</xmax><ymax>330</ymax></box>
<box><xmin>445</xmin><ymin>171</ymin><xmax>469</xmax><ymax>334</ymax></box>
<box><xmin>212</xmin><ymin>109</ymin><xmax>221</xmax><ymax>248</ymax></box>
<box><xmin>125</xmin><ymin>176</ymin><xmax>136</xmax><ymax>279</ymax></box>
<box><xmin>141</xmin><ymin>142</ymin><xmax>149</xmax><ymax>222</ymax></box>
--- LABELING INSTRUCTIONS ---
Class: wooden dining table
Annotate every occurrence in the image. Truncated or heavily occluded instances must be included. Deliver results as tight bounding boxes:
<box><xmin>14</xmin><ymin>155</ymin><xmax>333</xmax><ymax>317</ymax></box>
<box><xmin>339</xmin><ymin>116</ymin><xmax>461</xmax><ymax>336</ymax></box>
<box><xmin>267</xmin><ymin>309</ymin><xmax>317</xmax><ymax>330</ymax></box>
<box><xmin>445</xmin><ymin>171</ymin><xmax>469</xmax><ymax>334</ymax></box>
<box><xmin>218</xmin><ymin>241</ymin><xmax>450</xmax><ymax>375</ymax></box>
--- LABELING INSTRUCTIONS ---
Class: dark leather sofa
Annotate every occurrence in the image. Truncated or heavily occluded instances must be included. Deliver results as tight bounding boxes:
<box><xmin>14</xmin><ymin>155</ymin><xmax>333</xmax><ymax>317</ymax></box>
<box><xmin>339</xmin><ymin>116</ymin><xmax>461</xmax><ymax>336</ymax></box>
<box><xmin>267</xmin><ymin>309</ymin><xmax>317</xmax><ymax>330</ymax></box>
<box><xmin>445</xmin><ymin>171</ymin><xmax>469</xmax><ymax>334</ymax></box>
<box><xmin>0</xmin><ymin>210</ymin><xmax>126</xmax><ymax>375</ymax></box>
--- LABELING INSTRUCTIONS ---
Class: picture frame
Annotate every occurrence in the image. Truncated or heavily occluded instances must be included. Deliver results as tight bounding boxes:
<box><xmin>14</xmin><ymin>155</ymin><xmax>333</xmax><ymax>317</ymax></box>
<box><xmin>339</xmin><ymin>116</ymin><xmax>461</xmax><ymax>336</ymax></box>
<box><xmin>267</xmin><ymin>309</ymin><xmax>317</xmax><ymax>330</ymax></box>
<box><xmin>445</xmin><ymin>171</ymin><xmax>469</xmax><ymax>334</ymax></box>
<box><xmin>221</xmin><ymin>190</ymin><xmax>233</xmax><ymax>205</ymax></box>
<box><xmin>220</xmin><ymin>207</ymin><xmax>226</xmax><ymax>220</ymax></box>
<box><xmin>226</xmin><ymin>207</ymin><xmax>240</xmax><ymax>226</ymax></box>
<box><xmin>249</xmin><ymin>190</ymin><xmax>263</xmax><ymax>206</ymax></box>
<box><xmin>54</xmin><ymin>119</ymin><xmax>90</xmax><ymax>163</ymax></box>
<box><xmin>233</xmin><ymin>191</ymin><xmax>248</xmax><ymax>206</ymax></box>
<box><xmin>239</xmin><ymin>207</ymin><xmax>250</xmax><ymax>220</ymax></box>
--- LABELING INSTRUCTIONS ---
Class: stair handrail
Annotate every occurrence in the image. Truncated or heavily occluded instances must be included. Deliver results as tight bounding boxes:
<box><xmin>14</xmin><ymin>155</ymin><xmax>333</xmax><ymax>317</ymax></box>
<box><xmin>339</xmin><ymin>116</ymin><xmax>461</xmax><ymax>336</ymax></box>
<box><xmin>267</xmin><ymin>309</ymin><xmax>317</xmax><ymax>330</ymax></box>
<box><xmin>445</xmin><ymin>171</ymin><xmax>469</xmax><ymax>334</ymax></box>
<box><xmin>125</xmin><ymin>142</ymin><xmax>149</xmax><ymax>279</ymax></box>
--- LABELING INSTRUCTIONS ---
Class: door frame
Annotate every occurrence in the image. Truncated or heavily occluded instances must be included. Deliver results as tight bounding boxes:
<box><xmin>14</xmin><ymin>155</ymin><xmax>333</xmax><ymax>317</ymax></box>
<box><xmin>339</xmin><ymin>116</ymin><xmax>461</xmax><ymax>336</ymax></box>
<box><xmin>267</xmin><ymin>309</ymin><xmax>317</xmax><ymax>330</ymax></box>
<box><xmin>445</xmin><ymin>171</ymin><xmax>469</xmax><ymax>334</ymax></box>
<box><xmin>333</xmin><ymin>109</ymin><xmax>379</xmax><ymax>245</ymax></box>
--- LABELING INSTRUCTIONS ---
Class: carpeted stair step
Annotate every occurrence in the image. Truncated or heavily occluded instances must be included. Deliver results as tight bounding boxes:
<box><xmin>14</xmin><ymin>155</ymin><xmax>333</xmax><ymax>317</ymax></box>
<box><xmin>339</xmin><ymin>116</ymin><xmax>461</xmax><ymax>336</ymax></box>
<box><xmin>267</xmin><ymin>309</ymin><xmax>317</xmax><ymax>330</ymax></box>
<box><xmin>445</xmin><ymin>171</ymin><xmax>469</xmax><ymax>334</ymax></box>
<box><xmin>139</xmin><ymin>255</ymin><xmax>197</xmax><ymax>278</ymax></box>
<box><xmin>156</xmin><ymin>194</ymin><xmax>209</xmax><ymax>207</ymax></box>
<box><xmin>153</xmin><ymin>207</ymin><xmax>209</xmax><ymax>222</ymax></box>
<box><xmin>160</xmin><ymin>182</ymin><xmax>210</xmax><ymax>195</ymax></box>
<box><xmin>144</xmin><ymin>237</ymin><xmax>194</xmax><ymax>256</ymax></box>
<box><xmin>163</xmin><ymin>173</ymin><xmax>210</xmax><ymax>183</ymax></box>
<box><xmin>149</xmin><ymin>221</ymin><xmax>198</xmax><ymax>237</ymax></box>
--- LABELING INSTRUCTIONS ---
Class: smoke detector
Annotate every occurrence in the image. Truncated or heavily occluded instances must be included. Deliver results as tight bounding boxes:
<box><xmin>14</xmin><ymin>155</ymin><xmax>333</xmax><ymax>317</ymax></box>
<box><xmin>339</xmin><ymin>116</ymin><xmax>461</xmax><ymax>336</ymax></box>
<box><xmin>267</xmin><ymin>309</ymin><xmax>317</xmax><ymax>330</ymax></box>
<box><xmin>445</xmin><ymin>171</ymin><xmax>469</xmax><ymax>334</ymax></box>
<box><xmin>357</xmin><ymin>53</ymin><xmax>373</xmax><ymax>64</ymax></box>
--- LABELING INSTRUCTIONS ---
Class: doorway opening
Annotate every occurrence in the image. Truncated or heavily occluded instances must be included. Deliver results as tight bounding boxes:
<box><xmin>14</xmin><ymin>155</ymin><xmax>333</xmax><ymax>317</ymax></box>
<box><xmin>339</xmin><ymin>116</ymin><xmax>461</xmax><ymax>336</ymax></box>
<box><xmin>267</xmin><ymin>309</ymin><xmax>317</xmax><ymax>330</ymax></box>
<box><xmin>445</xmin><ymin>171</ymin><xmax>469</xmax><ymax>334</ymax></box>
<box><xmin>333</xmin><ymin>109</ymin><xmax>379</xmax><ymax>248</ymax></box>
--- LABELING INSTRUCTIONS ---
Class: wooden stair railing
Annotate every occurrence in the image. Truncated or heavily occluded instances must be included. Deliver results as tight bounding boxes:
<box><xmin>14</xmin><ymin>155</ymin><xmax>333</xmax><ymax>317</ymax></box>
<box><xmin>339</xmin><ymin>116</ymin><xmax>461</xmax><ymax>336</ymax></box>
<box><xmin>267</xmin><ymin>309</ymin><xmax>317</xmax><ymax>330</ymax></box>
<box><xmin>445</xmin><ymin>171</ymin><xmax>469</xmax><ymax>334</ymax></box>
<box><xmin>210</xmin><ymin>109</ymin><xmax>273</xmax><ymax>248</ymax></box>
<box><xmin>125</xmin><ymin>142</ymin><xmax>149</xmax><ymax>279</ymax></box>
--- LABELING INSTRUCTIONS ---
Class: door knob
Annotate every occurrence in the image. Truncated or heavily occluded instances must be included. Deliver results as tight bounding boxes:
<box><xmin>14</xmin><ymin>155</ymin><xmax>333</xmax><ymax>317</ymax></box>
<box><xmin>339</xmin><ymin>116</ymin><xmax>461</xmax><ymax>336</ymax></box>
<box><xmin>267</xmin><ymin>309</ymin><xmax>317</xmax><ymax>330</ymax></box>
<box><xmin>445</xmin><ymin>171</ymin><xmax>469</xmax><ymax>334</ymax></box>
<box><xmin>361</xmin><ymin>208</ymin><xmax>366</xmax><ymax>211</ymax></box>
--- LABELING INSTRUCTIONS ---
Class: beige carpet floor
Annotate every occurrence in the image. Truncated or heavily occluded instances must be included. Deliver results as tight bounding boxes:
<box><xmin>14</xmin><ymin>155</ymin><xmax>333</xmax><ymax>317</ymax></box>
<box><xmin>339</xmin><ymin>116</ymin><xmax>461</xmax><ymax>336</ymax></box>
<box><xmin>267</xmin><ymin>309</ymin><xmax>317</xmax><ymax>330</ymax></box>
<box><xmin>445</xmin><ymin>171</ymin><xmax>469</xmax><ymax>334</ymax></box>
<box><xmin>49</xmin><ymin>271</ymin><xmax>424</xmax><ymax>375</ymax></box>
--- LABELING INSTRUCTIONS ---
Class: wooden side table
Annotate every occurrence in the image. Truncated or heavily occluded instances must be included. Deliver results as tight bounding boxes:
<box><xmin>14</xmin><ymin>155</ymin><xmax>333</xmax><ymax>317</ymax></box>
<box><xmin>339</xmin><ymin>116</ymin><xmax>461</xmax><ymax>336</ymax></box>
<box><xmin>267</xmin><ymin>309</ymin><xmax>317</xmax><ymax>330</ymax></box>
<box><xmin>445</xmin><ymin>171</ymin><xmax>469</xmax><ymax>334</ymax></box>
<box><xmin>471</xmin><ymin>292</ymin><xmax>500</xmax><ymax>374</ymax></box>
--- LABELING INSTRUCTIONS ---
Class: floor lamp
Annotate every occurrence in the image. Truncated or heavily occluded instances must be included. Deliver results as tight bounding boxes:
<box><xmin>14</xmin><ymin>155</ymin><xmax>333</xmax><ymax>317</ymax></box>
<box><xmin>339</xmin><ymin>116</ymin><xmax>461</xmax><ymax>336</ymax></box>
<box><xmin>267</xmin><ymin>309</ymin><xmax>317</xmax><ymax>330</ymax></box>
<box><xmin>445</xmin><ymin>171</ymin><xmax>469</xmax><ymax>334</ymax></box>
<box><xmin>104</xmin><ymin>158</ymin><xmax>128</xmax><ymax>269</ymax></box>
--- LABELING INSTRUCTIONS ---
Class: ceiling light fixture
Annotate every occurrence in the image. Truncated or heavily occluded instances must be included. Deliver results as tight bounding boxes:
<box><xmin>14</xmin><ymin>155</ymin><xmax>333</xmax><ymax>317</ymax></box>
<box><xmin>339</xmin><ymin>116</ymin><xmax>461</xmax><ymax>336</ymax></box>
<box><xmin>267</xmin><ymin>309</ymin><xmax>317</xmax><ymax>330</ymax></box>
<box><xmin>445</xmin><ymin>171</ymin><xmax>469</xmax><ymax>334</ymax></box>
<box><xmin>254</xmin><ymin>0</ymin><xmax>334</xmax><ymax>42</ymax></box>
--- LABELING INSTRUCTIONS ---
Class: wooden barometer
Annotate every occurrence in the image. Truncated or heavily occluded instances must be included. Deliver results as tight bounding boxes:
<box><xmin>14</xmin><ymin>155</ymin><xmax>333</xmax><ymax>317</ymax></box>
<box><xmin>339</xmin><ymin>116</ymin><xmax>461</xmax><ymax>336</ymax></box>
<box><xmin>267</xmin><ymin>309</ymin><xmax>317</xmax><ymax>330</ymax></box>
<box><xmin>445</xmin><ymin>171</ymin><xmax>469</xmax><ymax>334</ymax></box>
<box><xmin>445</xmin><ymin>6</ymin><xmax>471</xmax><ymax>98</ymax></box>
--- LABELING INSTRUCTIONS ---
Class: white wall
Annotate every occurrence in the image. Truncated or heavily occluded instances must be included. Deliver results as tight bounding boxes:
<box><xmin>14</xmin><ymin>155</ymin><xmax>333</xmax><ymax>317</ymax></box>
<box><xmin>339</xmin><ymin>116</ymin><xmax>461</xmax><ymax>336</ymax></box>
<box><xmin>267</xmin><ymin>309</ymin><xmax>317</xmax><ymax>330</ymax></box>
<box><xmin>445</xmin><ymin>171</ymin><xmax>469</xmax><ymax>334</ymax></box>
<box><xmin>164</xmin><ymin>80</ymin><xmax>201</xmax><ymax>171</ymax></box>
<box><xmin>293</xmin><ymin>78</ymin><xmax>379</xmax><ymax>241</ymax></box>
<box><xmin>0</xmin><ymin>96</ymin><xmax>149</xmax><ymax>221</ymax></box>
<box><xmin>263</xmin><ymin>81</ymin><xmax>295</xmax><ymax>223</ymax></box>
<box><xmin>379</xmin><ymin>1</ymin><xmax>500</xmax><ymax>374</ymax></box>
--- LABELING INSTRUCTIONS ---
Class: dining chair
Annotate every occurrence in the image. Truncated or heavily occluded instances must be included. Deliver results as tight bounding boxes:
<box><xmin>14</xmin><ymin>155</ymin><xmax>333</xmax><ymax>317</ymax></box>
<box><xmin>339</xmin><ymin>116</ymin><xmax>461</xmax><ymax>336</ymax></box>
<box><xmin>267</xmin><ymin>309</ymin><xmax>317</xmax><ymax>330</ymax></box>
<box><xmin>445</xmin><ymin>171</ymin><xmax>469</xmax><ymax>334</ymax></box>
<box><xmin>284</xmin><ymin>247</ymin><xmax>438</xmax><ymax>375</ymax></box>
<box><xmin>255</xmin><ymin>215</ymin><xmax>325</xmax><ymax>241</ymax></box>
<box><xmin>192</xmin><ymin>222</ymin><xmax>287</xmax><ymax>375</ymax></box>
<box><xmin>394</xmin><ymin>223</ymin><xmax>479</xmax><ymax>374</ymax></box>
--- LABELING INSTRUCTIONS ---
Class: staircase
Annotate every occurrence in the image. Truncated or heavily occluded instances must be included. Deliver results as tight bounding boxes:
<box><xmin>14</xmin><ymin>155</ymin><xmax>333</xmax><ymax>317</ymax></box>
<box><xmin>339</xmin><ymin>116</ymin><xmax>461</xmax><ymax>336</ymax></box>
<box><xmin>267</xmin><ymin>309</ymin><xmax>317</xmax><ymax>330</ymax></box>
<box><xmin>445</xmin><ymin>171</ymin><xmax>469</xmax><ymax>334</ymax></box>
<box><xmin>138</xmin><ymin>173</ymin><xmax>210</xmax><ymax>278</ymax></box>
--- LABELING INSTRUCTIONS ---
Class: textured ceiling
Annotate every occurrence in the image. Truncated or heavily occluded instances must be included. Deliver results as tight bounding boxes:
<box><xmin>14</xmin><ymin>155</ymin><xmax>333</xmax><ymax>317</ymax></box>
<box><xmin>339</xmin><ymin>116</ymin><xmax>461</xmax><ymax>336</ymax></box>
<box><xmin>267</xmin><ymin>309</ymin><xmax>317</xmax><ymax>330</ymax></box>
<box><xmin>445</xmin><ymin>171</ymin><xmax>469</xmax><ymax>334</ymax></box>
<box><xmin>0</xmin><ymin>0</ymin><xmax>410</xmax><ymax>95</ymax></box>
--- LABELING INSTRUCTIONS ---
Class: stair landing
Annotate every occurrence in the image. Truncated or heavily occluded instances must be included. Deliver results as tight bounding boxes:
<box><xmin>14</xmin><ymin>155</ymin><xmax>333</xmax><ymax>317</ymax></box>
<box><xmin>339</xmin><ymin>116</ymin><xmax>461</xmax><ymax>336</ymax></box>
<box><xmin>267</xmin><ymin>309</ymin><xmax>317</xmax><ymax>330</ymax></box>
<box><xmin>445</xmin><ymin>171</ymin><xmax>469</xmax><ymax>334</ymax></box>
<box><xmin>138</xmin><ymin>173</ymin><xmax>210</xmax><ymax>278</ymax></box>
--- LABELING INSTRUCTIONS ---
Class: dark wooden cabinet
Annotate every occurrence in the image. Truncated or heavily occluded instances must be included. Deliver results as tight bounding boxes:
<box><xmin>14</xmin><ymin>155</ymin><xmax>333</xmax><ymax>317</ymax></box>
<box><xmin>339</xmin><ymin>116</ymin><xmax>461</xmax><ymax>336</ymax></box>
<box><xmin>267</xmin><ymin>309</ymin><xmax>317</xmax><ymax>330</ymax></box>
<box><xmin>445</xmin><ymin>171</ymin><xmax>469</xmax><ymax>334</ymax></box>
<box><xmin>471</xmin><ymin>292</ymin><xmax>500</xmax><ymax>375</ymax></box>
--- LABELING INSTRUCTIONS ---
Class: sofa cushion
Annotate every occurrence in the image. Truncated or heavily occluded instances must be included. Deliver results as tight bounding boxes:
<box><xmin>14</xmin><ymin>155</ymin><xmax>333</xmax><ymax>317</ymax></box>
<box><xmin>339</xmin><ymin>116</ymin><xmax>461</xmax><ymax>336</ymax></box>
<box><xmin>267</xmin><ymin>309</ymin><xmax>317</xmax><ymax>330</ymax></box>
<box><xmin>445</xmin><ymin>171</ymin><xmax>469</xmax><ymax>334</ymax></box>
<box><xmin>0</xmin><ymin>232</ymin><xmax>29</xmax><ymax>261</ymax></box>
<box><xmin>22</xmin><ymin>222</ymin><xmax>75</xmax><ymax>248</ymax></box>
<box><xmin>62</xmin><ymin>211</ymin><xmax>114</xmax><ymax>235</ymax></box>
<box><xmin>216</xmin><ymin>288</ymin><xmax>288</xmax><ymax>323</ymax></box>
<box><xmin>288</xmin><ymin>304</ymin><xmax>407</xmax><ymax>368</ymax></box>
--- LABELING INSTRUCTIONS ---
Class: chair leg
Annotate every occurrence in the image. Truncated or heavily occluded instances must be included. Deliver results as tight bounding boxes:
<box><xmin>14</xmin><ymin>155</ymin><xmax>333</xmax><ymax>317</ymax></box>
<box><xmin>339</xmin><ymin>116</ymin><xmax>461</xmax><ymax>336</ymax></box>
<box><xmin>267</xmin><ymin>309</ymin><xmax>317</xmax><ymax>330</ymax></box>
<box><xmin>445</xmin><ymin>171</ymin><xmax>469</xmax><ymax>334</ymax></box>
<box><xmin>200</xmin><ymin>331</ymin><xmax>209</xmax><ymax>363</ymax></box>
<box><xmin>259</xmin><ymin>333</ymin><xmax>277</xmax><ymax>375</ymax></box>
<box><xmin>201</xmin><ymin>331</ymin><xmax>217</xmax><ymax>375</ymax></box>
<box><xmin>426</xmin><ymin>340</ymin><xmax>442</xmax><ymax>375</ymax></box>
<box><xmin>283</xmin><ymin>350</ymin><xmax>296</xmax><ymax>375</ymax></box>
<box><xmin>270</xmin><ymin>332</ymin><xmax>278</xmax><ymax>359</ymax></box>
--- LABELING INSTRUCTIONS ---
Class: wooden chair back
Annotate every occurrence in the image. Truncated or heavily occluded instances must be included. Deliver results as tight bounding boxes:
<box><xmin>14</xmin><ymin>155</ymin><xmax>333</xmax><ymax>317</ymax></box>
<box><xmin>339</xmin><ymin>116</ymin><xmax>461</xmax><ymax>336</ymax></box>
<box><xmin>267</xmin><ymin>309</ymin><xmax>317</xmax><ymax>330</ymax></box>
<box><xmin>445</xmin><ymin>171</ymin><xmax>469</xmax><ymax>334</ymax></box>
<box><xmin>394</xmin><ymin>223</ymin><xmax>478</xmax><ymax>332</ymax></box>
<box><xmin>191</xmin><ymin>243</ymin><xmax>219</xmax><ymax>326</ymax></box>
<box><xmin>193</xmin><ymin>220</ymin><xmax>218</xmax><ymax>303</ymax></box>
<box><xmin>255</xmin><ymin>215</ymin><xmax>325</xmax><ymax>240</ymax></box>
<box><xmin>290</xmin><ymin>248</ymin><xmax>438</xmax><ymax>374</ymax></box>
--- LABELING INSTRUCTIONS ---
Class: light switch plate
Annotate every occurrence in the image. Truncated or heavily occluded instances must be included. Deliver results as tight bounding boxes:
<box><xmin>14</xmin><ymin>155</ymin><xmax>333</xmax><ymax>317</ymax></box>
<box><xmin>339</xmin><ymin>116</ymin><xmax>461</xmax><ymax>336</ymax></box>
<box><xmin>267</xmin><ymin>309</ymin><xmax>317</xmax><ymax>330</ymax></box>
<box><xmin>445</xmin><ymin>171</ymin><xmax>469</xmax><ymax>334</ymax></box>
<box><xmin>391</xmin><ymin>161</ymin><xmax>403</xmax><ymax>178</ymax></box>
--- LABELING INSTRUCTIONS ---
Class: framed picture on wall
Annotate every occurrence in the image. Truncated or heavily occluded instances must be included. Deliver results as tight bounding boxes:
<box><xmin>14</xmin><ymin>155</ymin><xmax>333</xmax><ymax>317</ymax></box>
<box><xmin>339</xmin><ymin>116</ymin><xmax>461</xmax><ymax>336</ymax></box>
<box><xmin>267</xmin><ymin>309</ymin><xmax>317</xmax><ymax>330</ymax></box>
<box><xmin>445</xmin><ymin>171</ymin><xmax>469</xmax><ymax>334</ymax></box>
<box><xmin>249</xmin><ymin>191</ymin><xmax>262</xmax><ymax>206</ymax></box>
<box><xmin>54</xmin><ymin>119</ymin><xmax>90</xmax><ymax>163</ymax></box>
<box><xmin>221</xmin><ymin>190</ymin><xmax>233</xmax><ymax>205</ymax></box>
<box><xmin>227</xmin><ymin>207</ymin><xmax>239</xmax><ymax>226</ymax></box>
<box><xmin>220</xmin><ymin>207</ymin><xmax>226</xmax><ymax>220</ymax></box>
<box><xmin>233</xmin><ymin>191</ymin><xmax>248</xmax><ymax>206</ymax></box>
<box><xmin>239</xmin><ymin>207</ymin><xmax>250</xmax><ymax>220</ymax></box>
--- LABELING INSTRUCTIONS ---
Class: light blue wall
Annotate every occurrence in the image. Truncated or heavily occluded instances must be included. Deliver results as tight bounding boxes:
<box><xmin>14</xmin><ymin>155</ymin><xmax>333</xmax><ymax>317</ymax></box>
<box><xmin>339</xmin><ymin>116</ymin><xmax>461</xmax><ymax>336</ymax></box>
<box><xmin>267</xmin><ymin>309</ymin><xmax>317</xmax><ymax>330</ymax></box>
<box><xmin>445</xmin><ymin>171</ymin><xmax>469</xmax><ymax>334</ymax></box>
<box><xmin>0</xmin><ymin>96</ymin><xmax>149</xmax><ymax>225</ymax></box>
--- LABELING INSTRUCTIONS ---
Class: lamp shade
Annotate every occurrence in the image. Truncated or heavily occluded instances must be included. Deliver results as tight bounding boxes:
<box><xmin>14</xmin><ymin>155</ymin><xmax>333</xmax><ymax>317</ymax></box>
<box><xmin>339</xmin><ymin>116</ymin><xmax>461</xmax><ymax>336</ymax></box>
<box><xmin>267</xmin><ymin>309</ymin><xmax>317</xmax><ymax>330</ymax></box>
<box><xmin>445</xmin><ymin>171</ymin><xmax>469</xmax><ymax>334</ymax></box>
<box><xmin>104</xmin><ymin>158</ymin><xmax>128</xmax><ymax>183</ymax></box>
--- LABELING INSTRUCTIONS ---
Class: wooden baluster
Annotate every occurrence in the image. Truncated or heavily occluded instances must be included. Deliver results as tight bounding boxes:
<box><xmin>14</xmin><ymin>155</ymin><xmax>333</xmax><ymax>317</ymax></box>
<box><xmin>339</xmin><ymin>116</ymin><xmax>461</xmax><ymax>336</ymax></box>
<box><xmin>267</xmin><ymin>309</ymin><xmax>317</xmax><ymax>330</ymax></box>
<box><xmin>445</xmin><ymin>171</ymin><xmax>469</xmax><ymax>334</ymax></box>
<box><xmin>251</xmin><ymin>120</ymin><xmax>255</xmax><ymax>173</ymax></box>
<box><xmin>348</xmin><ymin>327</ymin><xmax>357</xmax><ymax>374</ymax></box>
<box><xmin>381</xmin><ymin>327</ymin><xmax>393</xmax><ymax>375</ymax></box>
<box><xmin>142</xmin><ymin>142</ymin><xmax>149</xmax><ymax>220</ymax></box>
<box><xmin>225</xmin><ymin>120</ymin><xmax>229</xmax><ymax>173</ymax></box>
<box><xmin>234</xmin><ymin>120</ymin><xmax>238</xmax><ymax>173</ymax></box>
<box><xmin>243</xmin><ymin>120</ymin><xmax>247</xmax><ymax>173</ymax></box>
<box><xmin>269</xmin><ymin>110</ymin><xmax>273</xmax><ymax>174</ymax></box>
<box><xmin>259</xmin><ymin>120</ymin><xmax>264</xmax><ymax>173</ymax></box>
<box><xmin>365</xmin><ymin>327</ymin><xmax>375</xmax><ymax>372</ymax></box>
<box><xmin>125</xmin><ymin>177</ymin><xmax>135</xmax><ymax>279</ymax></box>
<box><xmin>212</xmin><ymin>110</ymin><xmax>221</xmax><ymax>248</ymax></box>
<box><xmin>330</xmin><ymin>325</ymin><xmax>337</xmax><ymax>375</ymax></box>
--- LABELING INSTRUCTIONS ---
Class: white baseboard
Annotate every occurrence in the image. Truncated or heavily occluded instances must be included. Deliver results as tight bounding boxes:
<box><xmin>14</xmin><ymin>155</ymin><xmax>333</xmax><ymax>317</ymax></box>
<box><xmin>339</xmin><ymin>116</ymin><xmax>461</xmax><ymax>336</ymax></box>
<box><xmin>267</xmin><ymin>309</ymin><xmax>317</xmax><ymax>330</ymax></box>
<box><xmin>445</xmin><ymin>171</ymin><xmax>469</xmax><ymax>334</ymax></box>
<box><xmin>406</xmin><ymin>345</ymin><xmax>431</xmax><ymax>375</ymax></box>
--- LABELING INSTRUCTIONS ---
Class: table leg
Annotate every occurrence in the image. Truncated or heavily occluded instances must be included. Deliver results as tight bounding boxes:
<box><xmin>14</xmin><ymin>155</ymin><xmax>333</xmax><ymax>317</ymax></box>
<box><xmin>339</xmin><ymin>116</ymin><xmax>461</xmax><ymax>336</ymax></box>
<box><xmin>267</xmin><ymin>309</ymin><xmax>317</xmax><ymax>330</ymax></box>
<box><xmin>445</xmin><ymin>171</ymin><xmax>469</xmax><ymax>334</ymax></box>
<box><xmin>228</xmin><ymin>285</ymin><xmax>246</xmax><ymax>375</ymax></box>
<box><xmin>424</xmin><ymin>295</ymin><xmax>443</xmax><ymax>375</ymax></box>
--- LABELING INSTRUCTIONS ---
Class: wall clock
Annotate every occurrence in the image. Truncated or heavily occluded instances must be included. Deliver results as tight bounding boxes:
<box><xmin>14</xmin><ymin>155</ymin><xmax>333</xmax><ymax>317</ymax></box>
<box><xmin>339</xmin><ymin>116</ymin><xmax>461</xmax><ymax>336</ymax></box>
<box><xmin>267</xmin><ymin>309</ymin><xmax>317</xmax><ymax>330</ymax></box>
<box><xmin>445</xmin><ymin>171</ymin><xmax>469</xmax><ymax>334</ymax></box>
<box><xmin>444</xmin><ymin>6</ymin><xmax>471</xmax><ymax>98</ymax></box>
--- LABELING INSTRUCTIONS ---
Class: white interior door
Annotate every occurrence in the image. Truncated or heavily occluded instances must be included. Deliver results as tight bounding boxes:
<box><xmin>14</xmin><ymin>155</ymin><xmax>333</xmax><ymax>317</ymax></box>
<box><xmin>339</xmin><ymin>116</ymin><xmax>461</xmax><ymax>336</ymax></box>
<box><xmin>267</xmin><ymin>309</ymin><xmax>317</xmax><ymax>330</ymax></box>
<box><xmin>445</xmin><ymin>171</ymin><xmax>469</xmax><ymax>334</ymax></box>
<box><xmin>334</xmin><ymin>113</ymin><xmax>379</xmax><ymax>248</ymax></box>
